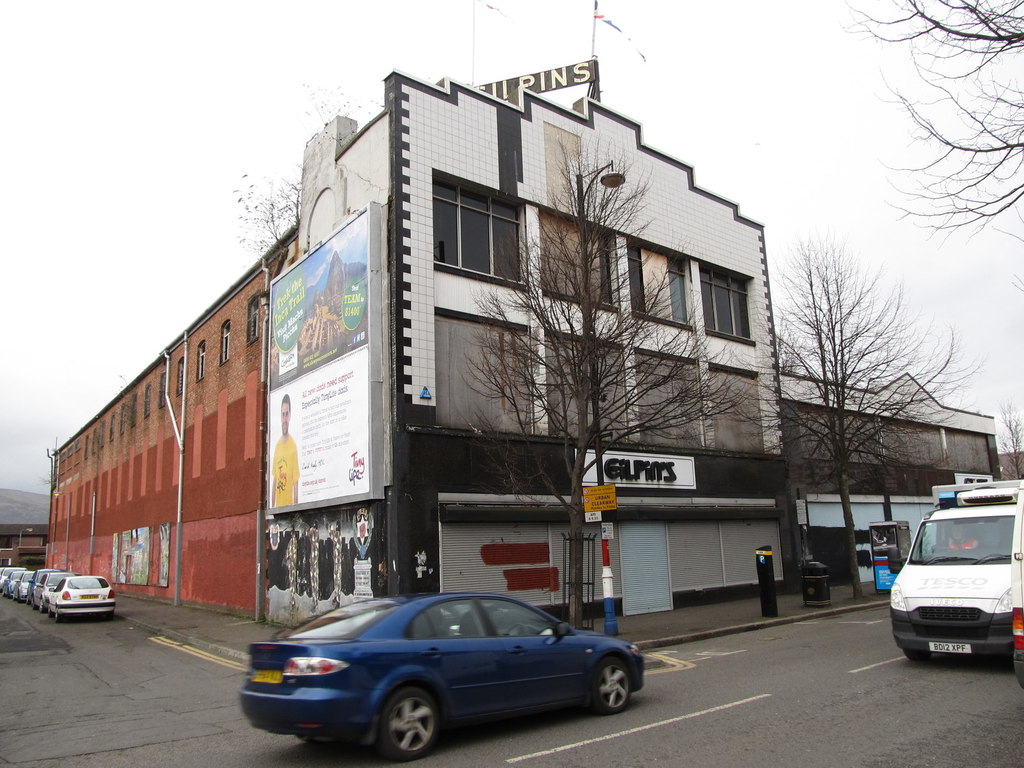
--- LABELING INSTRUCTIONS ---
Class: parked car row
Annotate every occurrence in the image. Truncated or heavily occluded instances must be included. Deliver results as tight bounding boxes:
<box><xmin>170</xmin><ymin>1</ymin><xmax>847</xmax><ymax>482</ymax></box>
<box><xmin>0</xmin><ymin>565</ymin><xmax>115</xmax><ymax>621</ymax></box>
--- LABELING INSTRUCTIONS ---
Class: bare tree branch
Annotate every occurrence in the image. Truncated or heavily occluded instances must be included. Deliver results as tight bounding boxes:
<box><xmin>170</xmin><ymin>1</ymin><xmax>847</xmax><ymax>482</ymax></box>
<box><xmin>466</xmin><ymin>142</ymin><xmax>753</xmax><ymax>624</ymax></box>
<box><xmin>998</xmin><ymin>399</ymin><xmax>1024</xmax><ymax>478</ymax></box>
<box><xmin>235</xmin><ymin>171</ymin><xmax>301</xmax><ymax>258</ymax></box>
<box><xmin>777</xmin><ymin>233</ymin><xmax>977</xmax><ymax>595</ymax></box>
<box><xmin>853</xmin><ymin>0</ymin><xmax>1024</xmax><ymax>231</ymax></box>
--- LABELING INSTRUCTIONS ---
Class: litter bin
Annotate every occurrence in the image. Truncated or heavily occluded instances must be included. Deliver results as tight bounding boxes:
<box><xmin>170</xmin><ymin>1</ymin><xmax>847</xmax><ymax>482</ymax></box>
<box><xmin>801</xmin><ymin>561</ymin><xmax>831</xmax><ymax>607</ymax></box>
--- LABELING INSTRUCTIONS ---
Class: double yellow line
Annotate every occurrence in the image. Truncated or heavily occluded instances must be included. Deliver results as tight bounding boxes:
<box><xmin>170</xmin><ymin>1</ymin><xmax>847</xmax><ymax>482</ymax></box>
<box><xmin>644</xmin><ymin>651</ymin><xmax>695</xmax><ymax>675</ymax></box>
<box><xmin>149</xmin><ymin>635</ymin><xmax>247</xmax><ymax>671</ymax></box>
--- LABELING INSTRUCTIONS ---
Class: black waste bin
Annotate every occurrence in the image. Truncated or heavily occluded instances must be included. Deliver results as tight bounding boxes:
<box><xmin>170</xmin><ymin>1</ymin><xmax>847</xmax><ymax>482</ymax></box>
<box><xmin>801</xmin><ymin>561</ymin><xmax>831</xmax><ymax>607</ymax></box>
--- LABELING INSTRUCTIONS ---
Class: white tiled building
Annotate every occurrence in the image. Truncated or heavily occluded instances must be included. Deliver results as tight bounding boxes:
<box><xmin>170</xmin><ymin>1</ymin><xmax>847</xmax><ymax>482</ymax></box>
<box><xmin>285</xmin><ymin>69</ymin><xmax>791</xmax><ymax>621</ymax></box>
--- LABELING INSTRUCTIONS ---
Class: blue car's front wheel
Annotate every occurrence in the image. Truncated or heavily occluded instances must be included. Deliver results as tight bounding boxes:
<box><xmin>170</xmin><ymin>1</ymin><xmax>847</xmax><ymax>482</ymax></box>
<box><xmin>376</xmin><ymin>686</ymin><xmax>439</xmax><ymax>761</ymax></box>
<box><xmin>591</xmin><ymin>657</ymin><xmax>631</xmax><ymax>715</ymax></box>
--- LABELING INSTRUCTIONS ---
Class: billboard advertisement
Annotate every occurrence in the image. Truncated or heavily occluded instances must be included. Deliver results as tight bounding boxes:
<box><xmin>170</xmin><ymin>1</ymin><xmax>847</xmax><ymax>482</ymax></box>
<box><xmin>267</xmin><ymin>206</ymin><xmax>383</xmax><ymax>510</ymax></box>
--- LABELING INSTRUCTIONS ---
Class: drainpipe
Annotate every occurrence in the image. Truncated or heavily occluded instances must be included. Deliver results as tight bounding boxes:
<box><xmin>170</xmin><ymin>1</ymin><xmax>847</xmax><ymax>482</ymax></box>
<box><xmin>163</xmin><ymin>334</ymin><xmax>188</xmax><ymax>606</ymax></box>
<box><xmin>89</xmin><ymin>491</ymin><xmax>97</xmax><ymax>564</ymax></box>
<box><xmin>256</xmin><ymin>258</ymin><xmax>271</xmax><ymax>621</ymax></box>
<box><xmin>47</xmin><ymin>448</ymin><xmax>65</xmax><ymax>569</ymax></box>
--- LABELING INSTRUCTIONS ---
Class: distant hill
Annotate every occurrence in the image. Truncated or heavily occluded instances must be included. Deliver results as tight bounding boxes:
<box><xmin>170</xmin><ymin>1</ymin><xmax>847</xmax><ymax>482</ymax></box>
<box><xmin>0</xmin><ymin>489</ymin><xmax>49</xmax><ymax>524</ymax></box>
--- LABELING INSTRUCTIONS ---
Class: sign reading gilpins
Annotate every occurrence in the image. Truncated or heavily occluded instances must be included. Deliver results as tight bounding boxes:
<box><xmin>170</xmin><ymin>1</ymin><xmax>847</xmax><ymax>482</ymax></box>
<box><xmin>476</xmin><ymin>59</ymin><xmax>598</xmax><ymax>102</ymax></box>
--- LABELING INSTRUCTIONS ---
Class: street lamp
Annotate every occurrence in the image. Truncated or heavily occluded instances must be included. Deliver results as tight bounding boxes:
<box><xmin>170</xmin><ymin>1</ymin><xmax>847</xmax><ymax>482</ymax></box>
<box><xmin>574</xmin><ymin>163</ymin><xmax>625</xmax><ymax>241</ymax></box>
<box><xmin>574</xmin><ymin>161</ymin><xmax>625</xmax><ymax>489</ymax></box>
<box><xmin>18</xmin><ymin>527</ymin><xmax>33</xmax><ymax>547</ymax></box>
<box><xmin>573</xmin><ymin>162</ymin><xmax>624</xmax><ymax>636</ymax></box>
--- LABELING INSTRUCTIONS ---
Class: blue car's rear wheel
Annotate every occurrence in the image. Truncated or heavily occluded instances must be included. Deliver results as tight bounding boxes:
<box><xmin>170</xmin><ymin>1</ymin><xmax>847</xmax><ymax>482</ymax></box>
<box><xmin>376</xmin><ymin>686</ymin><xmax>439</xmax><ymax>761</ymax></box>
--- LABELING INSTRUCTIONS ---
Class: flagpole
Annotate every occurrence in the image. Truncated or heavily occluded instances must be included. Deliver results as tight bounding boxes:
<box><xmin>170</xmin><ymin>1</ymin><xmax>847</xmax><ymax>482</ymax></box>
<box><xmin>590</xmin><ymin>1</ymin><xmax>600</xmax><ymax>101</ymax></box>
<box><xmin>472</xmin><ymin>0</ymin><xmax>477</xmax><ymax>84</ymax></box>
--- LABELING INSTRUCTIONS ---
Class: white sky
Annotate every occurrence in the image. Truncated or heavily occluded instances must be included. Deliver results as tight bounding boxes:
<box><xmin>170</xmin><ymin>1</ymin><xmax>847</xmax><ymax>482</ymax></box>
<box><xmin>3</xmin><ymin>0</ymin><xmax>1020</xmax><ymax>494</ymax></box>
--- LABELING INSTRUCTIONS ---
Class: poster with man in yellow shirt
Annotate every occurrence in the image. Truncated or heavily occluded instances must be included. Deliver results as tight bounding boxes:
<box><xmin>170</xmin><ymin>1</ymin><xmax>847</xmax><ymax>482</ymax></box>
<box><xmin>272</xmin><ymin>393</ymin><xmax>300</xmax><ymax>507</ymax></box>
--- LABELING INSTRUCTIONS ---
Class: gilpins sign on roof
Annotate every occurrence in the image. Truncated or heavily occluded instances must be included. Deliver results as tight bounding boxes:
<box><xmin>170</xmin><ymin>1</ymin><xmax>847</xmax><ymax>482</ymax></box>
<box><xmin>476</xmin><ymin>59</ymin><xmax>598</xmax><ymax>103</ymax></box>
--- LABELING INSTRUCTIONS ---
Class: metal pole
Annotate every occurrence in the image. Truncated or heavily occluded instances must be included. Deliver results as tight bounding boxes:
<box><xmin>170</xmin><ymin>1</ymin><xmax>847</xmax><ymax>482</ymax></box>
<box><xmin>601</xmin><ymin>537</ymin><xmax>618</xmax><ymax>635</ymax></box>
<box><xmin>256</xmin><ymin>261</ymin><xmax>271</xmax><ymax>621</ymax></box>
<box><xmin>578</xmin><ymin>165</ymin><xmax>618</xmax><ymax>635</ymax></box>
<box><xmin>175</xmin><ymin>337</ymin><xmax>188</xmax><ymax>606</ymax></box>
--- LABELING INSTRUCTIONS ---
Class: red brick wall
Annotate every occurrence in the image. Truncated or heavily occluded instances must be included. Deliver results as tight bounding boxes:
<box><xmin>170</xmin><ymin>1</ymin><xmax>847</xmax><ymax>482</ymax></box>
<box><xmin>50</xmin><ymin>270</ymin><xmax>270</xmax><ymax>612</ymax></box>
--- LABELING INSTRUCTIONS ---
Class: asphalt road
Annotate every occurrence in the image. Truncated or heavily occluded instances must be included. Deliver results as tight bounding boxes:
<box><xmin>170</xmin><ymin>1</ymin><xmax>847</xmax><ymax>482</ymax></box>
<box><xmin>2</xmin><ymin>598</ymin><xmax>1024</xmax><ymax>767</ymax></box>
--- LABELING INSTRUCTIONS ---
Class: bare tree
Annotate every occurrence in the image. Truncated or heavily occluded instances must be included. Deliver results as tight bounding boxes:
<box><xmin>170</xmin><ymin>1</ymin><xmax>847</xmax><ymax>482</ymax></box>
<box><xmin>777</xmin><ymin>234</ymin><xmax>974</xmax><ymax>597</ymax></box>
<box><xmin>854</xmin><ymin>0</ymin><xmax>1024</xmax><ymax>233</ymax></box>
<box><xmin>999</xmin><ymin>400</ymin><xmax>1024</xmax><ymax>478</ymax></box>
<box><xmin>468</xmin><ymin>146</ymin><xmax>749</xmax><ymax>625</ymax></box>
<box><xmin>235</xmin><ymin>171</ymin><xmax>301</xmax><ymax>258</ymax></box>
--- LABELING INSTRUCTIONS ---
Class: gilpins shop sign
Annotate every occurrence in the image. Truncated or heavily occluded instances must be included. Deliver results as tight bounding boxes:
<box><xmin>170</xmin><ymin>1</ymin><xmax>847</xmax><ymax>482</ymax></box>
<box><xmin>584</xmin><ymin>450</ymin><xmax>697</xmax><ymax>490</ymax></box>
<box><xmin>476</xmin><ymin>59</ymin><xmax>598</xmax><ymax>102</ymax></box>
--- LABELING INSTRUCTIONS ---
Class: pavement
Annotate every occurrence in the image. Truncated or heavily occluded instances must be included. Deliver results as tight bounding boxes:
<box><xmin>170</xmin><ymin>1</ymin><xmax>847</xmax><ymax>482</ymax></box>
<box><xmin>114</xmin><ymin>582</ymin><xmax>890</xmax><ymax>665</ymax></box>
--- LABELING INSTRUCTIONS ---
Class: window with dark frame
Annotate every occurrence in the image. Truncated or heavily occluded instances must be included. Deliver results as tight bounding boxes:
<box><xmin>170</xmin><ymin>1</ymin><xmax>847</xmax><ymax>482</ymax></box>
<box><xmin>177</xmin><ymin>358</ymin><xmax>184</xmax><ymax>395</ymax></box>
<box><xmin>144</xmin><ymin>383</ymin><xmax>151</xmax><ymax>418</ymax></box>
<box><xmin>700</xmin><ymin>267</ymin><xmax>750</xmax><ymax>339</ymax></box>
<box><xmin>629</xmin><ymin>246</ymin><xmax>688</xmax><ymax>324</ymax></box>
<box><xmin>159</xmin><ymin>372</ymin><xmax>166</xmax><ymax>408</ymax></box>
<box><xmin>628</xmin><ymin>246</ymin><xmax>645</xmax><ymax>312</ymax></box>
<box><xmin>247</xmin><ymin>295</ymin><xmax>260</xmax><ymax>344</ymax></box>
<box><xmin>433</xmin><ymin>181</ymin><xmax>520</xmax><ymax>280</ymax></box>
<box><xmin>197</xmin><ymin>341</ymin><xmax>206</xmax><ymax>381</ymax></box>
<box><xmin>667</xmin><ymin>258</ymin><xmax>687</xmax><ymax>323</ymax></box>
<box><xmin>540</xmin><ymin>215</ymin><xmax>614</xmax><ymax>304</ymax></box>
<box><xmin>221</xmin><ymin>321</ymin><xmax>231</xmax><ymax>364</ymax></box>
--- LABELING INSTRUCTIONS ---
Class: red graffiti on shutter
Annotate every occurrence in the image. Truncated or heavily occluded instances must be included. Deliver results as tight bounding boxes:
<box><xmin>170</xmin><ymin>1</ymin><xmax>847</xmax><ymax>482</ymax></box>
<box><xmin>503</xmin><ymin>567</ymin><xmax>560</xmax><ymax>592</ymax></box>
<box><xmin>480</xmin><ymin>542</ymin><xmax>549</xmax><ymax>565</ymax></box>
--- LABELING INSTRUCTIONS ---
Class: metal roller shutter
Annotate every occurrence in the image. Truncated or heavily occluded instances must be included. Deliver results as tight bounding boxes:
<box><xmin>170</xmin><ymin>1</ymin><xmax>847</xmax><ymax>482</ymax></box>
<box><xmin>668</xmin><ymin>521</ymin><xmax>726</xmax><ymax>591</ymax></box>
<box><xmin>721</xmin><ymin>520</ymin><xmax>781</xmax><ymax>585</ymax></box>
<box><xmin>439</xmin><ymin>522</ymin><xmax>555</xmax><ymax>605</ymax></box>
<box><xmin>619</xmin><ymin>521</ymin><xmax>673</xmax><ymax>615</ymax></box>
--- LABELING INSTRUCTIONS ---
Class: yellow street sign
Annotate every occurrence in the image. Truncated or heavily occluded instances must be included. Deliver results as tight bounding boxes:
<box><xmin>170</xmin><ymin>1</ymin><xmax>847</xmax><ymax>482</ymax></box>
<box><xmin>583</xmin><ymin>484</ymin><xmax>617</xmax><ymax>513</ymax></box>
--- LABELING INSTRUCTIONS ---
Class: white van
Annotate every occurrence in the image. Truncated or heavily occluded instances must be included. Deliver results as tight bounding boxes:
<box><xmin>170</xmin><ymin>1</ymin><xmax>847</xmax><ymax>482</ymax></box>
<box><xmin>1008</xmin><ymin>483</ymin><xmax>1024</xmax><ymax>687</ymax></box>
<box><xmin>889</xmin><ymin>481</ymin><xmax>1022</xmax><ymax>661</ymax></box>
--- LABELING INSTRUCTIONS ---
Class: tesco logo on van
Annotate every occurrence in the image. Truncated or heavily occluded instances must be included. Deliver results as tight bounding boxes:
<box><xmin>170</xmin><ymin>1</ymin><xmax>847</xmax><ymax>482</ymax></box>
<box><xmin>919</xmin><ymin>577</ymin><xmax>989</xmax><ymax>589</ymax></box>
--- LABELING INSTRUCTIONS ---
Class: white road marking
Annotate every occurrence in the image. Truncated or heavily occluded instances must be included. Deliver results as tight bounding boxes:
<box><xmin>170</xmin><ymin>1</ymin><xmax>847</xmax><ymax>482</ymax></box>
<box><xmin>839</xmin><ymin>620</ymin><xmax>886</xmax><ymax>625</ymax></box>
<box><xmin>695</xmin><ymin>650</ymin><xmax>748</xmax><ymax>657</ymax></box>
<box><xmin>848</xmin><ymin>657</ymin><xmax>904</xmax><ymax>673</ymax></box>
<box><xmin>506</xmin><ymin>694</ymin><xmax>772</xmax><ymax>763</ymax></box>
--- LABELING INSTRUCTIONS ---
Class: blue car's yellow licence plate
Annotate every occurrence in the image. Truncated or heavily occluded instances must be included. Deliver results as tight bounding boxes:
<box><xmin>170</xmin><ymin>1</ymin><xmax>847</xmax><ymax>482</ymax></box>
<box><xmin>251</xmin><ymin>669</ymin><xmax>283</xmax><ymax>684</ymax></box>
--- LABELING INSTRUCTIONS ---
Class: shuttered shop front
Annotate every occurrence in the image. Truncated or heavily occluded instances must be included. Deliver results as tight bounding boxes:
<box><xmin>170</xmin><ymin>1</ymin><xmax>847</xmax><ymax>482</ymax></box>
<box><xmin>440</xmin><ymin>517</ymin><xmax>780</xmax><ymax>609</ymax></box>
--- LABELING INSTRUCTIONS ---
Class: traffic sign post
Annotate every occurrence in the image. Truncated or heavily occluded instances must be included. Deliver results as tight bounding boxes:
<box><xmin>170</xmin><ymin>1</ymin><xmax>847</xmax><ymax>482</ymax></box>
<box><xmin>583</xmin><ymin>485</ymin><xmax>619</xmax><ymax>636</ymax></box>
<box><xmin>583</xmin><ymin>484</ymin><xmax>617</xmax><ymax>513</ymax></box>
<box><xmin>601</xmin><ymin>523</ymin><xmax>618</xmax><ymax>635</ymax></box>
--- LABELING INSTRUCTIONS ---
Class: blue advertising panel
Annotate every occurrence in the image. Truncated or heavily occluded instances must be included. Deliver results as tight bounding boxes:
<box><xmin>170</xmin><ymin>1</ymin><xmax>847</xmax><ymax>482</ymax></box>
<box><xmin>870</xmin><ymin>521</ymin><xmax>910</xmax><ymax>592</ymax></box>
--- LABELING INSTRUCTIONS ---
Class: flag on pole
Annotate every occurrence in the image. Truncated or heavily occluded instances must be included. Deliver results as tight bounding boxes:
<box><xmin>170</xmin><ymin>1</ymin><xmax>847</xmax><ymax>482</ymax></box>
<box><xmin>477</xmin><ymin>0</ymin><xmax>509</xmax><ymax>18</ymax></box>
<box><xmin>593</xmin><ymin>1</ymin><xmax>646</xmax><ymax>62</ymax></box>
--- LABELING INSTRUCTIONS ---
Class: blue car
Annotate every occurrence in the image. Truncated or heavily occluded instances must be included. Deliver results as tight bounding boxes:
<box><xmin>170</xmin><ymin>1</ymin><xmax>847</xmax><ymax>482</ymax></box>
<box><xmin>240</xmin><ymin>593</ymin><xmax>644</xmax><ymax>761</ymax></box>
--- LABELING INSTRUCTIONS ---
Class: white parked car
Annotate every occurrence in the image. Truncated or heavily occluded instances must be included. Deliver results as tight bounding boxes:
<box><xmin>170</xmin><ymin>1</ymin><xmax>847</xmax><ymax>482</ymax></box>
<box><xmin>0</xmin><ymin>567</ymin><xmax>26</xmax><ymax>597</ymax></box>
<box><xmin>48</xmin><ymin>575</ymin><xmax>115</xmax><ymax>622</ymax></box>
<box><xmin>32</xmin><ymin>571</ymin><xmax>76</xmax><ymax>612</ymax></box>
